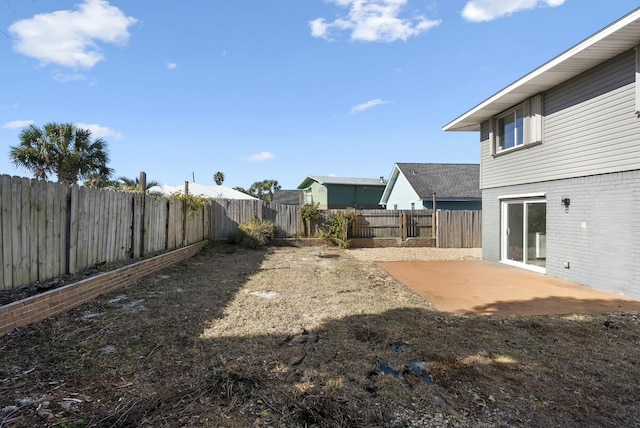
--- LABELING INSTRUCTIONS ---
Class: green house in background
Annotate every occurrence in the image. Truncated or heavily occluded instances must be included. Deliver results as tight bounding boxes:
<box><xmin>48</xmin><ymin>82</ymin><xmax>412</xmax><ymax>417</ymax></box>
<box><xmin>297</xmin><ymin>176</ymin><xmax>386</xmax><ymax>209</ymax></box>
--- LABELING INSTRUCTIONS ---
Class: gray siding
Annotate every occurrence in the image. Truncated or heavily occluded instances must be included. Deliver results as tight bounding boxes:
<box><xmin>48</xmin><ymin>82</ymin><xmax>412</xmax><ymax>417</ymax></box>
<box><xmin>483</xmin><ymin>170</ymin><xmax>640</xmax><ymax>298</ymax></box>
<box><xmin>481</xmin><ymin>49</ymin><xmax>640</xmax><ymax>190</ymax></box>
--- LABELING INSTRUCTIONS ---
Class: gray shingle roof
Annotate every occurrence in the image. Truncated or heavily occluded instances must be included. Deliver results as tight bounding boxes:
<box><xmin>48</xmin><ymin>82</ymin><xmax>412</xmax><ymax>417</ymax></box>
<box><xmin>396</xmin><ymin>163</ymin><xmax>480</xmax><ymax>199</ymax></box>
<box><xmin>272</xmin><ymin>189</ymin><xmax>303</xmax><ymax>205</ymax></box>
<box><xmin>299</xmin><ymin>176</ymin><xmax>386</xmax><ymax>188</ymax></box>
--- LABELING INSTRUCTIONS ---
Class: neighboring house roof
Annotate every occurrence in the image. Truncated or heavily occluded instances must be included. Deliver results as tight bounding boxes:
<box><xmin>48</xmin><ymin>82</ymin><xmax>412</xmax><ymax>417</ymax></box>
<box><xmin>380</xmin><ymin>163</ymin><xmax>480</xmax><ymax>205</ymax></box>
<box><xmin>297</xmin><ymin>176</ymin><xmax>386</xmax><ymax>189</ymax></box>
<box><xmin>272</xmin><ymin>189</ymin><xmax>303</xmax><ymax>205</ymax></box>
<box><xmin>443</xmin><ymin>7</ymin><xmax>640</xmax><ymax>132</ymax></box>
<box><xmin>148</xmin><ymin>183</ymin><xmax>259</xmax><ymax>200</ymax></box>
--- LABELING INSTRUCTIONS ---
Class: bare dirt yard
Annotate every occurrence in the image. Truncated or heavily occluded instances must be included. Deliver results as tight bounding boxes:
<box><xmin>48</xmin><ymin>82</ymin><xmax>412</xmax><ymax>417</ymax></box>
<box><xmin>1</xmin><ymin>243</ymin><xmax>639</xmax><ymax>427</ymax></box>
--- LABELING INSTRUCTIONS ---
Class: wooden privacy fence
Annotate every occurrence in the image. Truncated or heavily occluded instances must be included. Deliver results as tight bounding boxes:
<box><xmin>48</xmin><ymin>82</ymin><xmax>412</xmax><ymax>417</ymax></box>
<box><xmin>345</xmin><ymin>209</ymin><xmax>432</xmax><ymax>239</ymax></box>
<box><xmin>209</xmin><ymin>199</ymin><xmax>301</xmax><ymax>239</ymax></box>
<box><xmin>0</xmin><ymin>175</ymin><xmax>208</xmax><ymax>291</ymax></box>
<box><xmin>436</xmin><ymin>210</ymin><xmax>482</xmax><ymax>248</ymax></box>
<box><xmin>209</xmin><ymin>200</ymin><xmax>480</xmax><ymax>248</ymax></box>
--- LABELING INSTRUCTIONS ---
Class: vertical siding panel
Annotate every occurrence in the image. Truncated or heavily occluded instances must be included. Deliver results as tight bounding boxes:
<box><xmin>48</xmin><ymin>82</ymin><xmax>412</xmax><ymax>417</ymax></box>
<box><xmin>482</xmin><ymin>49</ymin><xmax>640</xmax><ymax>190</ymax></box>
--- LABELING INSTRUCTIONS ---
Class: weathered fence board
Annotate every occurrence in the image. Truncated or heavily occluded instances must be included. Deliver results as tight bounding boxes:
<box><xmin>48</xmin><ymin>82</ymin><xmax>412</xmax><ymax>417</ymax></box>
<box><xmin>1</xmin><ymin>176</ymin><xmax>11</xmax><ymax>288</ymax></box>
<box><xmin>0</xmin><ymin>175</ymin><xmax>210</xmax><ymax>291</ymax></box>
<box><xmin>437</xmin><ymin>210</ymin><xmax>482</xmax><ymax>248</ymax></box>
<box><xmin>209</xmin><ymin>199</ymin><xmax>301</xmax><ymax>239</ymax></box>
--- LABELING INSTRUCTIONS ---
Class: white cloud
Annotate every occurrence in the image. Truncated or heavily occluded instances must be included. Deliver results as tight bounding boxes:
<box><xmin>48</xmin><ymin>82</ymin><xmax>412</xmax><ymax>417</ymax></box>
<box><xmin>76</xmin><ymin>123</ymin><xmax>122</xmax><ymax>139</ymax></box>
<box><xmin>310</xmin><ymin>0</ymin><xmax>440</xmax><ymax>42</ymax></box>
<box><xmin>351</xmin><ymin>99</ymin><xmax>389</xmax><ymax>114</ymax></box>
<box><xmin>2</xmin><ymin>120</ymin><xmax>34</xmax><ymax>129</ymax></box>
<box><xmin>247</xmin><ymin>151</ymin><xmax>275</xmax><ymax>162</ymax></box>
<box><xmin>462</xmin><ymin>0</ymin><xmax>566</xmax><ymax>22</ymax></box>
<box><xmin>8</xmin><ymin>0</ymin><xmax>137</xmax><ymax>68</ymax></box>
<box><xmin>166</xmin><ymin>62</ymin><xmax>177</xmax><ymax>70</ymax></box>
<box><xmin>52</xmin><ymin>71</ymin><xmax>87</xmax><ymax>82</ymax></box>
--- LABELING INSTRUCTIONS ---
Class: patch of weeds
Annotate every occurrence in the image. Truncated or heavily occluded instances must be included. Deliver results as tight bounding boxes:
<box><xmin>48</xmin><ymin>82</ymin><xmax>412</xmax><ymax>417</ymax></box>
<box><xmin>46</xmin><ymin>347</ymin><xmax>97</xmax><ymax>377</ymax></box>
<box><xmin>320</xmin><ymin>211</ymin><xmax>356</xmax><ymax>248</ymax></box>
<box><xmin>230</xmin><ymin>213</ymin><xmax>277</xmax><ymax>249</ymax></box>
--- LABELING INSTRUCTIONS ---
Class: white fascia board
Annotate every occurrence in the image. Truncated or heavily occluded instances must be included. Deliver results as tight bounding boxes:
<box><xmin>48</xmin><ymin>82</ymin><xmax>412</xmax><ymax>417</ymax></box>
<box><xmin>379</xmin><ymin>164</ymin><xmax>400</xmax><ymax>205</ymax></box>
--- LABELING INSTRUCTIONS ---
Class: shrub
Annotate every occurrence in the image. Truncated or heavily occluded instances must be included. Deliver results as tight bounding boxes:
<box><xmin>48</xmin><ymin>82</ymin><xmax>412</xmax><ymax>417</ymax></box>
<box><xmin>234</xmin><ymin>214</ymin><xmax>277</xmax><ymax>249</ymax></box>
<box><xmin>301</xmin><ymin>203</ymin><xmax>322</xmax><ymax>223</ymax></box>
<box><xmin>322</xmin><ymin>211</ymin><xmax>356</xmax><ymax>248</ymax></box>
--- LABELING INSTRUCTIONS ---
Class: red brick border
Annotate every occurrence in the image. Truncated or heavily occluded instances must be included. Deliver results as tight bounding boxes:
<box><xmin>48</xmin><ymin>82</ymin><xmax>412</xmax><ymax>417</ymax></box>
<box><xmin>0</xmin><ymin>241</ymin><xmax>208</xmax><ymax>337</ymax></box>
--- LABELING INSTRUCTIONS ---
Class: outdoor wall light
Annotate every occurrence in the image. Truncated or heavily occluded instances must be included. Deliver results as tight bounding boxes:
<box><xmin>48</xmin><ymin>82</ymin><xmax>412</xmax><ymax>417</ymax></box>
<box><xmin>561</xmin><ymin>196</ymin><xmax>570</xmax><ymax>212</ymax></box>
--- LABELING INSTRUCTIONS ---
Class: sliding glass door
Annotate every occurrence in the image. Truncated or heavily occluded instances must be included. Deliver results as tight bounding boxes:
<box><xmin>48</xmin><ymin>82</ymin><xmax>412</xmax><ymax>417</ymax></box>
<box><xmin>502</xmin><ymin>199</ymin><xmax>546</xmax><ymax>272</ymax></box>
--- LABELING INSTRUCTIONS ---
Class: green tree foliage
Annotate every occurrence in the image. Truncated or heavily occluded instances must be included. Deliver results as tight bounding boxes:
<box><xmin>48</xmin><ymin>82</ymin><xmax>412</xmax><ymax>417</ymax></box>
<box><xmin>9</xmin><ymin>122</ymin><xmax>113</xmax><ymax>186</ymax></box>
<box><xmin>301</xmin><ymin>202</ymin><xmax>321</xmax><ymax>222</ymax></box>
<box><xmin>247</xmin><ymin>179</ymin><xmax>281</xmax><ymax>201</ymax></box>
<box><xmin>84</xmin><ymin>172</ymin><xmax>118</xmax><ymax>189</ymax></box>
<box><xmin>213</xmin><ymin>171</ymin><xmax>225</xmax><ymax>185</ymax></box>
<box><xmin>117</xmin><ymin>176</ymin><xmax>159</xmax><ymax>191</ymax></box>
<box><xmin>233</xmin><ymin>179</ymin><xmax>282</xmax><ymax>201</ymax></box>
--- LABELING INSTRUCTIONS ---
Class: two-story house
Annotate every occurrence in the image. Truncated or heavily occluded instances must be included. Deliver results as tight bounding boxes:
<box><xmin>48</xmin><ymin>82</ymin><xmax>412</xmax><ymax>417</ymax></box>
<box><xmin>444</xmin><ymin>8</ymin><xmax>640</xmax><ymax>298</ymax></box>
<box><xmin>297</xmin><ymin>176</ymin><xmax>386</xmax><ymax>209</ymax></box>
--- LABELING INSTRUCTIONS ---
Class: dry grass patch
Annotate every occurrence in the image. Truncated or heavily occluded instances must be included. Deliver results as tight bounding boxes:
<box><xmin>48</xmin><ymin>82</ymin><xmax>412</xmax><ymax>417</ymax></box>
<box><xmin>0</xmin><ymin>243</ymin><xmax>638</xmax><ymax>427</ymax></box>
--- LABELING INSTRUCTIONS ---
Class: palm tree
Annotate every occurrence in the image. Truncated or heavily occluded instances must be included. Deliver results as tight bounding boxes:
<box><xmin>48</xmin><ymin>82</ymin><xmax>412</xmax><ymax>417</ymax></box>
<box><xmin>261</xmin><ymin>179</ymin><xmax>281</xmax><ymax>202</ymax></box>
<box><xmin>9</xmin><ymin>122</ymin><xmax>113</xmax><ymax>186</ymax></box>
<box><xmin>246</xmin><ymin>179</ymin><xmax>281</xmax><ymax>201</ymax></box>
<box><xmin>84</xmin><ymin>172</ymin><xmax>118</xmax><ymax>189</ymax></box>
<box><xmin>213</xmin><ymin>171</ymin><xmax>225</xmax><ymax>185</ymax></box>
<box><xmin>117</xmin><ymin>176</ymin><xmax>159</xmax><ymax>191</ymax></box>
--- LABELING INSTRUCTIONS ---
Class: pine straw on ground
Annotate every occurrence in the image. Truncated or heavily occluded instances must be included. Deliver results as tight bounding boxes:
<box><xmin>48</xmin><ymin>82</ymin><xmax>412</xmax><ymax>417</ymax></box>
<box><xmin>0</xmin><ymin>242</ymin><xmax>638</xmax><ymax>427</ymax></box>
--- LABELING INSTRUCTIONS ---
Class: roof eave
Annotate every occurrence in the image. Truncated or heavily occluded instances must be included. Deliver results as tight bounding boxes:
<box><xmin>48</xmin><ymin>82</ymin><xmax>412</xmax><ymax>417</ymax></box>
<box><xmin>379</xmin><ymin>164</ymin><xmax>401</xmax><ymax>205</ymax></box>
<box><xmin>443</xmin><ymin>8</ymin><xmax>640</xmax><ymax>132</ymax></box>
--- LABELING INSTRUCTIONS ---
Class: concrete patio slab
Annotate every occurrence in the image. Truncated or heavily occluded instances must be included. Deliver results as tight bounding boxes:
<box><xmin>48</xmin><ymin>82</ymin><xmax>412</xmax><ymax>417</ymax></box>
<box><xmin>378</xmin><ymin>260</ymin><xmax>640</xmax><ymax>316</ymax></box>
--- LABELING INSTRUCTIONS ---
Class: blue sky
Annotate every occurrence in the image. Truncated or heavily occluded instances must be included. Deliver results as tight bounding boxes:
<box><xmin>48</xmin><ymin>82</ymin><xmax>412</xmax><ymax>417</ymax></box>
<box><xmin>0</xmin><ymin>1</ymin><xmax>637</xmax><ymax>190</ymax></box>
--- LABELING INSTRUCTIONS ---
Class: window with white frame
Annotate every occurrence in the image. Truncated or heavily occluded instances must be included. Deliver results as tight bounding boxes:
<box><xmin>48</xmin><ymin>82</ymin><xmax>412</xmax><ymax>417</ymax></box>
<box><xmin>493</xmin><ymin>94</ymin><xmax>543</xmax><ymax>154</ymax></box>
<box><xmin>496</xmin><ymin>104</ymin><xmax>525</xmax><ymax>151</ymax></box>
